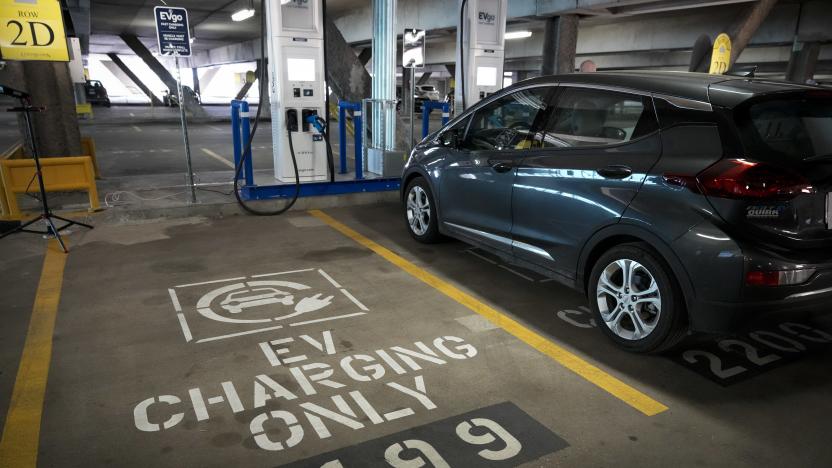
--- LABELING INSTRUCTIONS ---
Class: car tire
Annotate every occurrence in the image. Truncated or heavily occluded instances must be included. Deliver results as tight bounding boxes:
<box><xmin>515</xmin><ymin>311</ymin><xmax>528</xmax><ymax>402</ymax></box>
<box><xmin>404</xmin><ymin>177</ymin><xmax>442</xmax><ymax>243</ymax></box>
<box><xmin>588</xmin><ymin>243</ymin><xmax>687</xmax><ymax>353</ymax></box>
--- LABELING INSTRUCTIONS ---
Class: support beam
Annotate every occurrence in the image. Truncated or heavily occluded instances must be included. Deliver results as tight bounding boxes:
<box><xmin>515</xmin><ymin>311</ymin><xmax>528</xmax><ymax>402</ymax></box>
<box><xmin>541</xmin><ymin>15</ymin><xmax>579</xmax><ymax>75</ymax></box>
<box><xmin>0</xmin><ymin>61</ymin><xmax>81</xmax><ymax>157</ymax></box>
<box><xmin>106</xmin><ymin>53</ymin><xmax>164</xmax><ymax>106</ymax></box>
<box><xmin>119</xmin><ymin>33</ymin><xmax>205</xmax><ymax>117</ymax></box>
<box><xmin>358</xmin><ymin>48</ymin><xmax>372</xmax><ymax>66</ymax></box>
<box><xmin>726</xmin><ymin>0</ymin><xmax>778</xmax><ymax>66</ymax></box>
<box><xmin>235</xmin><ymin>60</ymin><xmax>260</xmax><ymax>101</ymax></box>
<box><xmin>785</xmin><ymin>41</ymin><xmax>820</xmax><ymax>83</ymax></box>
<box><xmin>416</xmin><ymin>72</ymin><xmax>433</xmax><ymax>85</ymax></box>
<box><xmin>324</xmin><ymin>16</ymin><xmax>371</xmax><ymax>105</ymax></box>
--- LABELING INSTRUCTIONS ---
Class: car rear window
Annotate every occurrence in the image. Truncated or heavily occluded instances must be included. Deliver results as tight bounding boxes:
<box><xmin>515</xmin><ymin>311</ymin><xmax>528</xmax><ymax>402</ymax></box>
<box><xmin>736</xmin><ymin>94</ymin><xmax>832</xmax><ymax>161</ymax></box>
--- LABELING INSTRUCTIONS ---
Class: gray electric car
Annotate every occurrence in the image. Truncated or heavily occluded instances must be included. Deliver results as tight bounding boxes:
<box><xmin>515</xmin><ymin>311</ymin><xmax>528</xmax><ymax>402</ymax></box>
<box><xmin>401</xmin><ymin>71</ymin><xmax>832</xmax><ymax>353</ymax></box>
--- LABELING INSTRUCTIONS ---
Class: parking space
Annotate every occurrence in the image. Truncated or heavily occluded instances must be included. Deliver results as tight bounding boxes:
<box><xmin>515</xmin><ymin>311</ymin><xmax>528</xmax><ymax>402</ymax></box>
<box><xmin>2</xmin><ymin>204</ymin><xmax>831</xmax><ymax>467</ymax></box>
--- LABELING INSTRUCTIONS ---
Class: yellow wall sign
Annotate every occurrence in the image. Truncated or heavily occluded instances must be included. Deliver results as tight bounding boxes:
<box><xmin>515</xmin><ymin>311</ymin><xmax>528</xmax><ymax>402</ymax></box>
<box><xmin>0</xmin><ymin>0</ymin><xmax>69</xmax><ymax>62</ymax></box>
<box><xmin>709</xmin><ymin>33</ymin><xmax>732</xmax><ymax>75</ymax></box>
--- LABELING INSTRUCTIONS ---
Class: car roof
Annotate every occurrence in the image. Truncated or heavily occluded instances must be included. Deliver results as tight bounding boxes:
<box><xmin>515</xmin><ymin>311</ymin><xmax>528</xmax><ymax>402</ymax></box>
<box><xmin>515</xmin><ymin>71</ymin><xmax>819</xmax><ymax>107</ymax></box>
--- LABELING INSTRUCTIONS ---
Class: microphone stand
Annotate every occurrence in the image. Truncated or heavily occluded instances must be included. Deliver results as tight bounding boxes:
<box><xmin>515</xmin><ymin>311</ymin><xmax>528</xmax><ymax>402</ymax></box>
<box><xmin>0</xmin><ymin>96</ymin><xmax>93</xmax><ymax>253</ymax></box>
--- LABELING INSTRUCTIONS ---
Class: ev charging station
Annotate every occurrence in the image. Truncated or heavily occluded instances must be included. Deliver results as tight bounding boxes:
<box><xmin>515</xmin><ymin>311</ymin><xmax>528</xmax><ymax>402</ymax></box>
<box><xmin>265</xmin><ymin>0</ymin><xmax>328</xmax><ymax>183</ymax></box>
<box><xmin>455</xmin><ymin>0</ymin><xmax>507</xmax><ymax>113</ymax></box>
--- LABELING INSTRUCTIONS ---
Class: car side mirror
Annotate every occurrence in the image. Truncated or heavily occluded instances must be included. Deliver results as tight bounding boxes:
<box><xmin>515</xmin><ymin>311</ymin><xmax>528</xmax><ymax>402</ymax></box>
<box><xmin>440</xmin><ymin>129</ymin><xmax>460</xmax><ymax>148</ymax></box>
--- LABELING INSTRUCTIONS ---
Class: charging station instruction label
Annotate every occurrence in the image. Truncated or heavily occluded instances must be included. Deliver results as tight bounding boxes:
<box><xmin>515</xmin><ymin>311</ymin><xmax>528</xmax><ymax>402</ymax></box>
<box><xmin>154</xmin><ymin>6</ymin><xmax>190</xmax><ymax>56</ymax></box>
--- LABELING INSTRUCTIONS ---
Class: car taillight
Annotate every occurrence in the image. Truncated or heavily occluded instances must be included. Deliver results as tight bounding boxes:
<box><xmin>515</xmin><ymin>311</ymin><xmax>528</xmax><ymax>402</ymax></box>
<box><xmin>696</xmin><ymin>159</ymin><xmax>814</xmax><ymax>200</ymax></box>
<box><xmin>746</xmin><ymin>269</ymin><xmax>815</xmax><ymax>287</ymax></box>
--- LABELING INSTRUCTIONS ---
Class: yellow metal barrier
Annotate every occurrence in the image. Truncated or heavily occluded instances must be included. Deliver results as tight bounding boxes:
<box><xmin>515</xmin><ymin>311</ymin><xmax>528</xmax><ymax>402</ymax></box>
<box><xmin>79</xmin><ymin>136</ymin><xmax>101</xmax><ymax>179</ymax></box>
<box><xmin>0</xmin><ymin>156</ymin><xmax>100</xmax><ymax>220</ymax></box>
<box><xmin>76</xmin><ymin>103</ymin><xmax>93</xmax><ymax>118</ymax></box>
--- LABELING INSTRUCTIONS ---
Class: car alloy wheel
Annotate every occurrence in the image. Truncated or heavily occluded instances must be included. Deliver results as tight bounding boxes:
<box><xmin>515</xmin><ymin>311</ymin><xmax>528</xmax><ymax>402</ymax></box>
<box><xmin>596</xmin><ymin>258</ymin><xmax>662</xmax><ymax>341</ymax></box>
<box><xmin>406</xmin><ymin>185</ymin><xmax>431</xmax><ymax>236</ymax></box>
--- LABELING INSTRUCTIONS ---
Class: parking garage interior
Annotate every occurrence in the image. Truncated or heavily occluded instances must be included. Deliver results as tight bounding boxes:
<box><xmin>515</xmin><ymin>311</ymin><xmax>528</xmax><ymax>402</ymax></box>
<box><xmin>1</xmin><ymin>1</ymin><xmax>832</xmax><ymax>467</ymax></box>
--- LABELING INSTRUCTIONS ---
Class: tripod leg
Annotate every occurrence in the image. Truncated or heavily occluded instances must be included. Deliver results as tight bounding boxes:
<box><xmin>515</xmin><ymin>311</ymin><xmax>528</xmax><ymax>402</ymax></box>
<box><xmin>45</xmin><ymin>217</ymin><xmax>68</xmax><ymax>253</ymax></box>
<box><xmin>51</xmin><ymin>214</ymin><xmax>94</xmax><ymax>230</ymax></box>
<box><xmin>0</xmin><ymin>216</ymin><xmax>43</xmax><ymax>239</ymax></box>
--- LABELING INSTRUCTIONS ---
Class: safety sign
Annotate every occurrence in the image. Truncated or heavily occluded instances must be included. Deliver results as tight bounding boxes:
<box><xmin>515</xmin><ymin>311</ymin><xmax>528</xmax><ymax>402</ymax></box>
<box><xmin>154</xmin><ymin>6</ymin><xmax>191</xmax><ymax>56</ymax></box>
<box><xmin>168</xmin><ymin>268</ymin><xmax>369</xmax><ymax>343</ymax></box>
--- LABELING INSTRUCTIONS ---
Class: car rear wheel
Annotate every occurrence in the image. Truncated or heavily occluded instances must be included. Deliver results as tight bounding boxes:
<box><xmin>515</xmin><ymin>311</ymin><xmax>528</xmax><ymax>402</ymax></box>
<box><xmin>588</xmin><ymin>243</ymin><xmax>686</xmax><ymax>353</ymax></box>
<box><xmin>404</xmin><ymin>178</ymin><xmax>441</xmax><ymax>243</ymax></box>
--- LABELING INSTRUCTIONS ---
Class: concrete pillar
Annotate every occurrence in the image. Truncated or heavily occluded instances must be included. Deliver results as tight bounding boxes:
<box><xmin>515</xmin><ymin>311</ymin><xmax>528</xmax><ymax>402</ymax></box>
<box><xmin>785</xmin><ymin>41</ymin><xmax>820</xmax><ymax>83</ymax></box>
<box><xmin>541</xmin><ymin>15</ymin><xmax>578</xmax><ymax>75</ymax></box>
<box><xmin>119</xmin><ymin>33</ymin><xmax>205</xmax><ymax>117</ymax></box>
<box><xmin>198</xmin><ymin>67</ymin><xmax>220</xmax><ymax>94</ymax></box>
<box><xmin>416</xmin><ymin>72</ymin><xmax>433</xmax><ymax>86</ymax></box>
<box><xmin>726</xmin><ymin>0</ymin><xmax>778</xmax><ymax>67</ymax></box>
<box><xmin>106</xmin><ymin>53</ymin><xmax>164</xmax><ymax>106</ymax></box>
<box><xmin>0</xmin><ymin>61</ymin><xmax>81</xmax><ymax>157</ymax></box>
<box><xmin>192</xmin><ymin>68</ymin><xmax>201</xmax><ymax>97</ymax></box>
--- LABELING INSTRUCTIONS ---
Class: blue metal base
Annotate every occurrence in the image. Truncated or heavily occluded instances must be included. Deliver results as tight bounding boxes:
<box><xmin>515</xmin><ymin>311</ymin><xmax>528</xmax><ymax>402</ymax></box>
<box><xmin>241</xmin><ymin>178</ymin><xmax>401</xmax><ymax>200</ymax></box>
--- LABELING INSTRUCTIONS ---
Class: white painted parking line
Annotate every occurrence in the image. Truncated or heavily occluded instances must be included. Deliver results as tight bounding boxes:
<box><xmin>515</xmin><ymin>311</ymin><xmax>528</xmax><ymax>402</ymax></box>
<box><xmin>168</xmin><ymin>288</ymin><xmax>182</xmax><ymax>311</ymax></box>
<box><xmin>176</xmin><ymin>276</ymin><xmax>247</xmax><ymax>288</ymax></box>
<box><xmin>207</xmin><ymin>125</ymin><xmax>224</xmax><ymax>132</ymax></box>
<box><xmin>318</xmin><ymin>269</ymin><xmax>342</xmax><ymax>288</ymax></box>
<box><xmin>339</xmin><ymin>288</ymin><xmax>369</xmax><ymax>311</ymax></box>
<box><xmin>195</xmin><ymin>325</ymin><xmax>285</xmax><ymax>343</ymax></box>
<box><xmin>177</xmin><ymin>314</ymin><xmax>193</xmax><ymax>342</ymax></box>
<box><xmin>132</xmin><ymin>125</ymin><xmax>142</xmax><ymax>132</ymax></box>
<box><xmin>289</xmin><ymin>312</ymin><xmax>367</xmax><ymax>327</ymax></box>
<box><xmin>200</xmin><ymin>148</ymin><xmax>235</xmax><ymax>168</ymax></box>
<box><xmin>252</xmin><ymin>269</ymin><xmax>315</xmax><ymax>278</ymax></box>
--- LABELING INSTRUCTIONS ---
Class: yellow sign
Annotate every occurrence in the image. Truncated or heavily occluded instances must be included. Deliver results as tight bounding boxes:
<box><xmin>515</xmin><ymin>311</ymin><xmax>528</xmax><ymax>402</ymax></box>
<box><xmin>0</xmin><ymin>0</ymin><xmax>69</xmax><ymax>61</ymax></box>
<box><xmin>709</xmin><ymin>33</ymin><xmax>732</xmax><ymax>75</ymax></box>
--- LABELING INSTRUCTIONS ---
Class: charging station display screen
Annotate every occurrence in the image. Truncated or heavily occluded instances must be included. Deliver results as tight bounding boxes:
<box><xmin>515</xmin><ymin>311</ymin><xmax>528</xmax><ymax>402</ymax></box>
<box><xmin>287</xmin><ymin>58</ymin><xmax>316</xmax><ymax>82</ymax></box>
<box><xmin>476</xmin><ymin>66</ymin><xmax>498</xmax><ymax>87</ymax></box>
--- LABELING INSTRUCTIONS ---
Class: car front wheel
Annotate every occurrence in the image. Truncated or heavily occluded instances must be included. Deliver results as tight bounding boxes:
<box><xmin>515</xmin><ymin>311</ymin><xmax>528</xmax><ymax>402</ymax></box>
<box><xmin>588</xmin><ymin>243</ymin><xmax>686</xmax><ymax>353</ymax></box>
<box><xmin>404</xmin><ymin>178</ymin><xmax>441</xmax><ymax>243</ymax></box>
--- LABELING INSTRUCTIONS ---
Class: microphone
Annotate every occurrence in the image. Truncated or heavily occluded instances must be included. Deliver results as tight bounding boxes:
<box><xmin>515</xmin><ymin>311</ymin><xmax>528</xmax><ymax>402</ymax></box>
<box><xmin>0</xmin><ymin>85</ymin><xmax>30</xmax><ymax>99</ymax></box>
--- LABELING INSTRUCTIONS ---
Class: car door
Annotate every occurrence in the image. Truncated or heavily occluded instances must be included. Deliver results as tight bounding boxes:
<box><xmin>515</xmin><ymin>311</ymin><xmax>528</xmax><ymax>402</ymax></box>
<box><xmin>510</xmin><ymin>85</ymin><xmax>662</xmax><ymax>280</ymax></box>
<box><xmin>438</xmin><ymin>86</ymin><xmax>555</xmax><ymax>252</ymax></box>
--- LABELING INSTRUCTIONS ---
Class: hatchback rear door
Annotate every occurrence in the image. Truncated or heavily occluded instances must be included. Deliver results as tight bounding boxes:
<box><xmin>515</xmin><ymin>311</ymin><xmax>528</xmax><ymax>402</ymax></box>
<box><xmin>510</xmin><ymin>86</ymin><xmax>662</xmax><ymax>280</ymax></box>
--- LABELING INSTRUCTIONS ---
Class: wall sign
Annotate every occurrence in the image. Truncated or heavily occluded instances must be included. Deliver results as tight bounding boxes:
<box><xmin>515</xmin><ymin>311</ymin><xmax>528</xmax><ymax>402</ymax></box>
<box><xmin>0</xmin><ymin>0</ymin><xmax>69</xmax><ymax>62</ymax></box>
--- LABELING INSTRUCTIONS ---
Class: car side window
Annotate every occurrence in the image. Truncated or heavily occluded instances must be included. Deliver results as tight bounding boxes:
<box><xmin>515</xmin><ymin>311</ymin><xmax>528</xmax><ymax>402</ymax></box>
<box><xmin>460</xmin><ymin>87</ymin><xmax>552</xmax><ymax>152</ymax></box>
<box><xmin>537</xmin><ymin>87</ymin><xmax>658</xmax><ymax>148</ymax></box>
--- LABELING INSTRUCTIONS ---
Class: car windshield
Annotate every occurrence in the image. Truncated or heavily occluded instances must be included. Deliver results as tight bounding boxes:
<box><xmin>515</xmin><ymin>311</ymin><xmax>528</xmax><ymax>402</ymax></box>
<box><xmin>736</xmin><ymin>94</ymin><xmax>832</xmax><ymax>161</ymax></box>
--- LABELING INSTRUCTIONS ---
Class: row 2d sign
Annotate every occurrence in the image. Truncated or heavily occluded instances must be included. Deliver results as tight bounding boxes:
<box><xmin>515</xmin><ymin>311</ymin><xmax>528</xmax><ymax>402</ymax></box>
<box><xmin>0</xmin><ymin>0</ymin><xmax>69</xmax><ymax>62</ymax></box>
<box><xmin>154</xmin><ymin>6</ymin><xmax>191</xmax><ymax>57</ymax></box>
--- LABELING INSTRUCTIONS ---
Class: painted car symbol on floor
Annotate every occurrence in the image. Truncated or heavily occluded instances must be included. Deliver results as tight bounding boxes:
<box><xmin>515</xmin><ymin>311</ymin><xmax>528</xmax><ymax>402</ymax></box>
<box><xmin>196</xmin><ymin>280</ymin><xmax>334</xmax><ymax>324</ymax></box>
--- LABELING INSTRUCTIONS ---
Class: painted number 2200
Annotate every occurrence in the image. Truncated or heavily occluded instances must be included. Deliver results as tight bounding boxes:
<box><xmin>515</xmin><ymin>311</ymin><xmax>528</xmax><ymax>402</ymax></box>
<box><xmin>321</xmin><ymin>418</ymin><xmax>521</xmax><ymax>467</ymax></box>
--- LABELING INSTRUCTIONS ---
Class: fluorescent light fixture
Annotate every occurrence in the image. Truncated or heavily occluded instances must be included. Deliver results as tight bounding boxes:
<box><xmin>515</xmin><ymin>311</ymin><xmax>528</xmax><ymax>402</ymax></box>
<box><xmin>231</xmin><ymin>8</ymin><xmax>255</xmax><ymax>22</ymax></box>
<box><xmin>505</xmin><ymin>30</ymin><xmax>532</xmax><ymax>40</ymax></box>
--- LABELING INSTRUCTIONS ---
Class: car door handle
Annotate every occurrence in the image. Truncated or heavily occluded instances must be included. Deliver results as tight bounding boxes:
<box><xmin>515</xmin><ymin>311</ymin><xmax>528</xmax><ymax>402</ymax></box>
<box><xmin>596</xmin><ymin>165</ymin><xmax>633</xmax><ymax>179</ymax></box>
<box><xmin>489</xmin><ymin>160</ymin><xmax>514</xmax><ymax>173</ymax></box>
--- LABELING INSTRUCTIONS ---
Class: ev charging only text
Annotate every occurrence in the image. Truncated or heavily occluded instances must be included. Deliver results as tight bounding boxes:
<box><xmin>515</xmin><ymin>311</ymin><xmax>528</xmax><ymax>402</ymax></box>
<box><xmin>132</xmin><ymin>332</ymin><xmax>478</xmax><ymax>451</ymax></box>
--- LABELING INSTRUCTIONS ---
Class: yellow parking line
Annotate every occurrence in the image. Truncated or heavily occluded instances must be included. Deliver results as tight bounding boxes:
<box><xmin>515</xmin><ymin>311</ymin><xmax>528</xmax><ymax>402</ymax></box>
<box><xmin>309</xmin><ymin>209</ymin><xmax>669</xmax><ymax>417</ymax></box>
<box><xmin>200</xmin><ymin>148</ymin><xmax>236</xmax><ymax>169</ymax></box>
<box><xmin>0</xmin><ymin>240</ymin><xmax>67</xmax><ymax>467</ymax></box>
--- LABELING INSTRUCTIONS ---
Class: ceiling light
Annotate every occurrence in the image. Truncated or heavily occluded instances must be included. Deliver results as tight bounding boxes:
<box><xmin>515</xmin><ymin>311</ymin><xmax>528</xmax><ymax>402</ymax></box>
<box><xmin>231</xmin><ymin>8</ymin><xmax>255</xmax><ymax>21</ymax></box>
<box><xmin>505</xmin><ymin>31</ymin><xmax>532</xmax><ymax>40</ymax></box>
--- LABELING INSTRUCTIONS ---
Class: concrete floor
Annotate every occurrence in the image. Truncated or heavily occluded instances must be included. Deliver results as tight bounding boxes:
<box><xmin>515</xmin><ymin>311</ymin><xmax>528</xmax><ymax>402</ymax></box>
<box><xmin>2</xmin><ymin>203</ymin><xmax>831</xmax><ymax>467</ymax></box>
